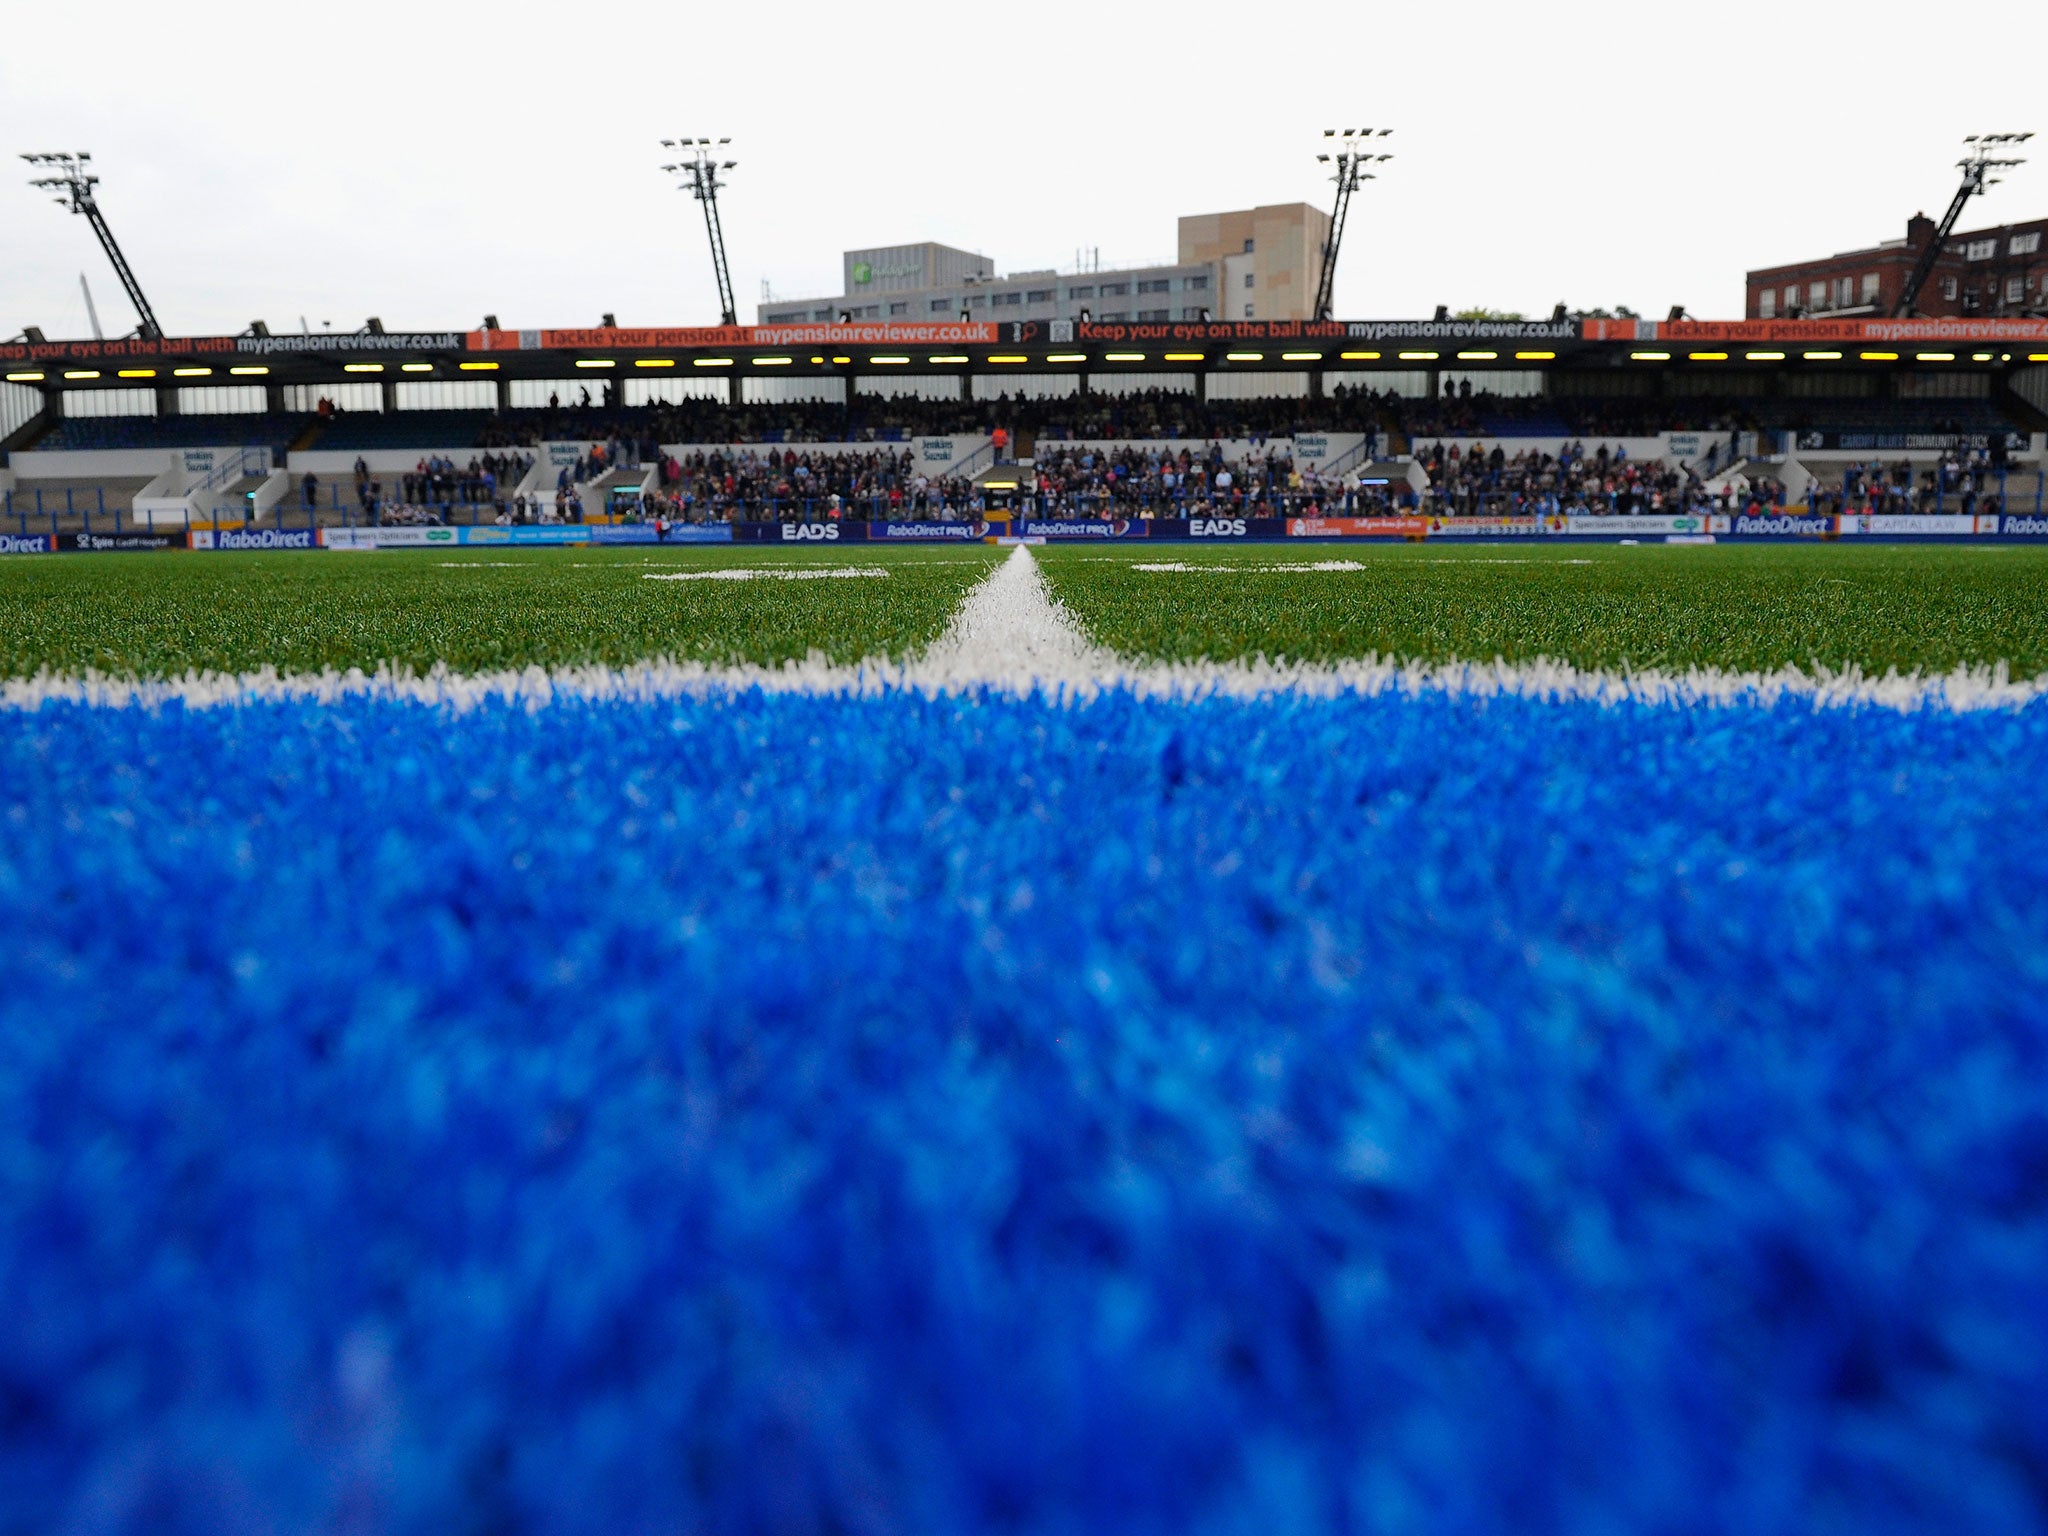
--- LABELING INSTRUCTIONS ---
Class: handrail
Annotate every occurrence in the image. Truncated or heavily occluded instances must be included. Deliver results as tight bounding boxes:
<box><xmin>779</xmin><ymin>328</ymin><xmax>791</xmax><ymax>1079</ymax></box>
<box><xmin>197</xmin><ymin>446</ymin><xmax>271</xmax><ymax>495</ymax></box>
<box><xmin>950</xmin><ymin>441</ymin><xmax>997</xmax><ymax>481</ymax></box>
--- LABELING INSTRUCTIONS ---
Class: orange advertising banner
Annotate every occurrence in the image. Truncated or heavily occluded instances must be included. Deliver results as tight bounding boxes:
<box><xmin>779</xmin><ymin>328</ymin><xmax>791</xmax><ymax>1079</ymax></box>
<box><xmin>1662</xmin><ymin>318</ymin><xmax>2048</xmax><ymax>344</ymax></box>
<box><xmin>1579</xmin><ymin>317</ymin><xmax>2048</xmax><ymax>345</ymax></box>
<box><xmin>467</xmin><ymin>323</ymin><xmax>1001</xmax><ymax>353</ymax></box>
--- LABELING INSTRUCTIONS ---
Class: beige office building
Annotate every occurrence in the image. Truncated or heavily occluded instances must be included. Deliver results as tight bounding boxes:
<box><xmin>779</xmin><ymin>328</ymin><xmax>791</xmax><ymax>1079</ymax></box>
<box><xmin>761</xmin><ymin>203</ymin><xmax>1334</xmax><ymax>327</ymax></box>
<box><xmin>1178</xmin><ymin>203</ymin><xmax>1331</xmax><ymax>322</ymax></box>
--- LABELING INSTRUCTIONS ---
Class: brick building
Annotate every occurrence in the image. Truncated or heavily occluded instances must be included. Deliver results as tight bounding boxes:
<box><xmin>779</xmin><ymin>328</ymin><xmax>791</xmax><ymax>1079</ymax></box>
<box><xmin>1747</xmin><ymin>213</ymin><xmax>2047</xmax><ymax>319</ymax></box>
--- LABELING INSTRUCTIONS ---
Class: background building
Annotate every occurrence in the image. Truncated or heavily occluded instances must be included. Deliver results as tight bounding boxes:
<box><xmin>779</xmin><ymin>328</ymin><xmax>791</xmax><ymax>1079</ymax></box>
<box><xmin>1178</xmin><ymin>203</ymin><xmax>1331</xmax><ymax>322</ymax></box>
<box><xmin>760</xmin><ymin>203</ymin><xmax>1331</xmax><ymax>326</ymax></box>
<box><xmin>1747</xmin><ymin>213</ymin><xmax>2047</xmax><ymax>319</ymax></box>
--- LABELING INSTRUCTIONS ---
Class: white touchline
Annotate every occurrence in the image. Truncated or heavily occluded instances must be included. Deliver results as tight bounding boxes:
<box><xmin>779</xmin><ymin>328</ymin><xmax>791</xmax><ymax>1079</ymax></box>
<box><xmin>1133</xmin><ymin>560</ymin><xmax>1370</xmax><ymax>574</ymax></box>
<box><xmin>641</xmin><ymin>567</ymin><xmax>889</xmax><ymax>582</ymax></box>
<box><xmin>3</xmin><ymin>547</ymin><xmax>2045</xmax><ymax>716</ymax></box>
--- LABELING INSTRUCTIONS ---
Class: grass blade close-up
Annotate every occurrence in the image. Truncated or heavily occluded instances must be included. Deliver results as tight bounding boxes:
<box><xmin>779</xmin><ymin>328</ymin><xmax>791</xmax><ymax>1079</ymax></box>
<box><xmin>4</xmin><ymin>682</ymin><xmax>2048</xmax><ymax>1533</ymax></box>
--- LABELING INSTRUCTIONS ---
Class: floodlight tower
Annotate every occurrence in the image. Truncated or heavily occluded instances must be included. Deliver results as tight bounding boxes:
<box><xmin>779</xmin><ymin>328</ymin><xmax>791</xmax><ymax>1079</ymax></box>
<box><xmin>1893</xmin><ymin>132</ymin><xmax>2032</xmax><ymax>317</ymax></box>
<box><xmin>1312</xmin><ymin>128</ymin><xmax>1393</xmax><ymax>321</ymax></box>
<box><xmin>662</xmin><ymin>138</ymin><xmax>739</xmax><ymax>326</ymax></box>
<box><xmin>21</xmin><ymin>152</ymin><xmax>163</xmax><ymax>341</ymax></box>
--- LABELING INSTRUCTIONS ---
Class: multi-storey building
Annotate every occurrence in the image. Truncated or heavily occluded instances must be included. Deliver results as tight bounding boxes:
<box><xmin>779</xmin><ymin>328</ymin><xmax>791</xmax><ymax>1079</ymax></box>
<box><xmin>758</xmin><ymin>203</ymin><xmax>1333</xmax><ymax>327</ymax></box>
<box><xmin>1747</xmin><ymin>212</ymin><xmax>2048</xmax><ymax>320</ymax></box>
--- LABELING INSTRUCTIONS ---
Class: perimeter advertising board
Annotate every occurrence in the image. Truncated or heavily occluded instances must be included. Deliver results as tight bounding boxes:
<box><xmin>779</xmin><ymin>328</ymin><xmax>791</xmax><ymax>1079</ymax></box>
<box><xmin>871</xmin><ymin>521</ymin><xmax>987</xmax><ymax>540</ymax></box>
<box><xmin>1017</xmin><ymin>520</ymin><xmax>1147</xmax><ymax>539</ymax></box>
<box><xmin>321</xmin><ymin>526</ymin><xmax>461</xmax><ymax>549</ymax></box>
<box><xmin>0</xmin><ymin>532</ymin><xmax>54</xmax><ymax>555</ymax></box>
<box><xmin>189</xmin><ymin>527</ymin><xmax>319</xmax><ymax>550</ymax></box>
<box><xmin>591</xmin><ymin>523</ymin><xmax>734</xmax><ymax>544</ymax></box>
<box><xmin>1289</xmin><ymin>517</ymin><xmax>1429</xmax><ymax>537</ymax></box>
<box><xmin>732</xmin><ymin>522</ymin><xmax>868</xmax><ymax>543</ymax></box>
<box><xmin>1146</xmin><ymin>519</ymin><xmax>1287</xmax><ymax>539</ymax></box>
<box><xmin>463</xmin><ymin>525</ymin><xmax>596</xmax><ymax>546</ymax></box>
<box><xmin>1543</xmin><ymin>515</ymin><xmax>1711</xmax><ymax>537</ymax></box>
<box><xmin>1835</xmin><ymin>514</ymin><xmax>1997</xmax><ymax>536</ymax></box>
<box><xmin>1425</xmin><ymin>516</ymin><xmax>1540</xmax><ymax>537</ymax></box>
<box><xmin>1726</xmin><ymin>514</ymin><xmax>1833</xmax><ymax>537</ymax></box>
<box><xmin>62</xmin><ymin>530</ymin><xmax>187</xmax><ymax>552</ymax></box>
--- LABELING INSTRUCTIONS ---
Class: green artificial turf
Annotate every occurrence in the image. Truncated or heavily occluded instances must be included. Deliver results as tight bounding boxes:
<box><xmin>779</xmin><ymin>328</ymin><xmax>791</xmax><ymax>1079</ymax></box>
<box><xmin>1038</xmin><ymin>543</ymin><xmax>2048</xmax><ymax>676</ymax></box>
<box><xmin>0</xmin><ymin>545</ymin><xmax>1000</xmax><ymax>677</ymax></box>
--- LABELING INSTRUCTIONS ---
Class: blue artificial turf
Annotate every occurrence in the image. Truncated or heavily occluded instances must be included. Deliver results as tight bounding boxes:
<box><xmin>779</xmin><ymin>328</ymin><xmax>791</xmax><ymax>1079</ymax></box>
<box><xmin>2</xmin><ymin>687</ymin><xmax>2046</xmax><ymax>1534</ymax></box>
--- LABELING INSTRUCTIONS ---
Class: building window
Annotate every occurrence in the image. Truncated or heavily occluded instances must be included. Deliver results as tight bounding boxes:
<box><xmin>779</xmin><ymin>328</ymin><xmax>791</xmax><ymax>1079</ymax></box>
<box><xmin>1137</xmin><ymin>309</ymin><xmax>1169</xmax><ymax>322</ymax></box>
<box><xmin>2013</xmin><ymin>232</ymin><xmax>2043</xmax><ymax>256</ymax></box>
<box><xmin>1137</xmin><ymin>279</ymin><xmax>1170</xmax><ymax>294</ymax></box>
<box><xmin>1942</xmin><ymin>276</ymin><xmax>1959</xmax><ymax>300</ymax></box>
<box><xmin>888</xmin><ymin>302</ymin><xmax>908</xmax><ymax>316</ymax></box>
<box><xmin>1966</xmin><ymin>239</ymin><xmax>1996</xmax><ymax>261</ymax></box>
<box><xmin>994</xmin><ymin>292</ymin><xmax>1021</xmax><ymax>306</ymax></box>
<box><xmin>1068</xmin><ymin>285</ymin><xmax>1093</xmax><ymax>300</ymax></box>
<box><xmin>768</xmin><ymin>311</ymin><xmax>805</xmax><ymax>323</ymax></box>
<box><xmin>1758</xmin><ymin>288</ymin><xmax>1776</xmax><ymax>318</ymax></box>
<box><xmin>1784</xmin><ymin>285</ymin><xmax>1798</xmax><ymax>312</ymax></box>
<box><xmin>1809</xmin><ymin>281</ymin><xmax>1826</xmax><ymax>308</ymax></box>
<box><xmin>967</xmin><ymin>294</ymin><xmax>984</xmax><ymax>307</ymax></box>
<box><xmin>1833</xmin><ymin>276</ymin><xmax>1853</xmax><ymax>307</ymax></box>
<box><xmin>2008</xmin><ymin>277</ymin><xmax>2026</xmax><ymax>304</ymax></box>
<box><xmin>1184</xmin><ymin>275</ymin><xmax>1208</xmax><ymax>291</ymax></box>
<box><xmin>1243</xmin><ymin>238</ymin><xmax>1254</xmax><ymax>253</ymax></box>
<box><xmin>1243</xmin><ymin>303</ymin><xmax>1254</xmax><ymax>317</ymax></box>
<box><xmin>1181</xmin><ymin>306</ymin><xmax>1206</xmax><ymax>320</ymax></box>
<box><xmin>1026</xmin><ymin>289</ymin><xmax>1054</xmax><ymax>303</ymax></box>
<box><xmin>1099</xmin><ymin>282</ymin><xmax>1129</xmax><ymax>296</ymax></box>
<box><xmin>1244</xmin><ymin>273</ymin><xmax>1256</xmax><ymax>288</ymax></box>
<box><xmin>1861</xmin><ymin>272</ymin><xmax>1880</xmax><ymax>303</ymax></box>
<box><xmin>813</xmin><ymin>308</ymin><xmax>834</xmax><ymax>321</ymax></box>
<box><xmin>1098</xmin><ymin>312</ymin><xmax>1127</xmax><ymax>322</ymax></box>
<box><xmin>930</xmin><ymin>298</ymin><xmax>951</xmax><ymax>312</ymax></box>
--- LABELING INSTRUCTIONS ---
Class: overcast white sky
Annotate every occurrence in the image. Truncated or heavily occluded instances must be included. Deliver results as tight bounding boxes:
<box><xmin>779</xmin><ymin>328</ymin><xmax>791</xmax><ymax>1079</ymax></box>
<box><xmin>2</xmin><ymin>0</ymin><xmax>2043</xmax><ymax>340</ymax></box>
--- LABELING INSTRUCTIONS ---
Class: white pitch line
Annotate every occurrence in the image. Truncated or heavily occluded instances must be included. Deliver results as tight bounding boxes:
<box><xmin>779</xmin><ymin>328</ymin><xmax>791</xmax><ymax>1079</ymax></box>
<box><xmin>2</xmin><ymin>546</ymin><xmax>2045</xmax><ymax>715</ymax></box>
<box><xmin>641</xmin><ymin>567</ymin><xmax>889</xmax><ymax>582</ymax></box>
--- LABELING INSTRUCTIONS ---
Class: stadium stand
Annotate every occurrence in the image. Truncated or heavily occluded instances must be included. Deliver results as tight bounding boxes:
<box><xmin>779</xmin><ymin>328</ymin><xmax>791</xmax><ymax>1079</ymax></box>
<box><xmin>30</xmin><ymin>413</ymin><xmax>309</xmax><ymax>453</ymax></box>
<box><xmin>1</xmin><ymin>475</ymin><xmax>158</xmax><ymax>527</ymax></box>
<box><xmin>307</xmin><ymin>410</ymin><xmax>492</xmax><ymax>451</ymax></box>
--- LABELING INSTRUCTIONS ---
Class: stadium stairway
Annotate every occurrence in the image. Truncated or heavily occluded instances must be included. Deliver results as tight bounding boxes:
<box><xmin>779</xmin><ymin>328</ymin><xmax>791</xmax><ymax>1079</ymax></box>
<box><xmin>579</xmin><ymin>464</ymin><xmax>654</xmax><ymax>520</ymax></box>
